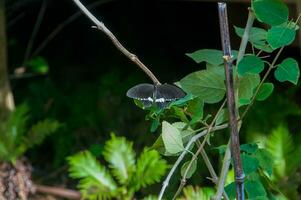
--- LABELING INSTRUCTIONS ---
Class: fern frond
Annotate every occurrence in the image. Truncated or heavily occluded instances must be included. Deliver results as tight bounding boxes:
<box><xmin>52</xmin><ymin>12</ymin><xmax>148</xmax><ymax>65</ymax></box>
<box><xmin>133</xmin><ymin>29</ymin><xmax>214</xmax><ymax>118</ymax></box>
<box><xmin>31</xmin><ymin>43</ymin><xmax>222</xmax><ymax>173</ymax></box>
<box><xmin>67</xmin><ymin>151</ymin><xmax>117</xmax><ymax>200</ymax></box>
<box><xmin>177</xmin><ymin>186</ymin><xmax>214</xmax><ymax>200</ymax></box>
<box><xmin>103</xmin><ymin>134</ymin><xmax>136</xmax><ymax>184</ymax></box>
<box><xmin>266</xmin><ymin>125</ymin><xmax>294</xmax><ymax>179</ymax></box>
<box><xmin>133</xmin><ymin>149</ymin><xmax>167</xmax><ymax>190</ymax></box>
<box><xmin>25</xmin><ymin>119</ymin><xmax>61</xmax><ymax>147</ymax></box>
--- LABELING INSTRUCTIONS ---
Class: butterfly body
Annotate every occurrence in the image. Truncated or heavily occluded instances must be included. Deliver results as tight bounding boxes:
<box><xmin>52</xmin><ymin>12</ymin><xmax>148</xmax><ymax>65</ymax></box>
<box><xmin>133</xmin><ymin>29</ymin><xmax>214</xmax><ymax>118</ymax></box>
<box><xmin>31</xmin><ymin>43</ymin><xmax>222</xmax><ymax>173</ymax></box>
<box><xmin>126</xmin><ymin>83</ymin><xmax>186</xmax><ymax>108</ymax></box>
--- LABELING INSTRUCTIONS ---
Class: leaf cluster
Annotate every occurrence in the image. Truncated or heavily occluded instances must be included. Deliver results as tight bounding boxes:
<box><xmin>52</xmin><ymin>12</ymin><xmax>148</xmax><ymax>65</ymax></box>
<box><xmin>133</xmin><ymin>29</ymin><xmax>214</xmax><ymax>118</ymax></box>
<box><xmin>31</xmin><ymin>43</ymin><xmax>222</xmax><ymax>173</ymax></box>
<box><xmin>67</xmin><ymin>134</ymin><xmax>168</xmax><ymax>200</ymax></box>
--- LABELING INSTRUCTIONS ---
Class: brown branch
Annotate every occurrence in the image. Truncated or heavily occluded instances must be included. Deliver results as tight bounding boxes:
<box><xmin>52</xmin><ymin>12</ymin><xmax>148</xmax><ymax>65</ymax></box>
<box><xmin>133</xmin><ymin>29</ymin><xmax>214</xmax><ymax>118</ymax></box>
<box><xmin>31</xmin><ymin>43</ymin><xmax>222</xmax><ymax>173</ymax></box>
<box><xmin>34</xmin><ymin>184</ymin><xmax>81</xmax><ymax>200</ymax></box>
<box><xmin>218</xmin><ymin>2</ymin><xmax>244</xmax><ymax>200</ymax></box>
<box><xmin>72</xmin><ymin>0</ymin><xmax>160</xmax><ymax>85</ymax></box>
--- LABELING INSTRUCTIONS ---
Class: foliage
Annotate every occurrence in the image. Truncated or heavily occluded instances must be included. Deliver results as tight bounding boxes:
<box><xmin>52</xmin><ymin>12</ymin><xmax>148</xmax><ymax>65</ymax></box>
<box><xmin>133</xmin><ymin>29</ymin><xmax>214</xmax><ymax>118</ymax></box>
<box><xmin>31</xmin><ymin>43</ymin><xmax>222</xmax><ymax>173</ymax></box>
<box><xmin>0</xmin><ymin>104</ymin><xmax>61</xmax><ymax>164</ymax></box>
<box><xmin>68</xmin><ymin>134</ymin><xmax>168</xmax><ymax>200</ymax></box>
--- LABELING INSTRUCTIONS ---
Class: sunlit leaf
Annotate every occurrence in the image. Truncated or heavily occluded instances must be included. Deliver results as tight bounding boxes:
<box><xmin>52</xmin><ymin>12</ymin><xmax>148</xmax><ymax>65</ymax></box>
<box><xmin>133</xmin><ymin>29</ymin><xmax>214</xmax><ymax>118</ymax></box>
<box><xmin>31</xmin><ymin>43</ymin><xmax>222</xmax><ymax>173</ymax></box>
<box><xmin>274</xmin><ymin>58</ymin><xmax>299</xmax><ymax>85</ymax></box>
<box><xmin>180</xmin><ymin>67</ymin><xmax>225</xmax><ymax>104</ymax></box>
<box><xmin>161</xmin><ymin>121</ymin><xmax>184</xmax><ymax>154</ymax></box>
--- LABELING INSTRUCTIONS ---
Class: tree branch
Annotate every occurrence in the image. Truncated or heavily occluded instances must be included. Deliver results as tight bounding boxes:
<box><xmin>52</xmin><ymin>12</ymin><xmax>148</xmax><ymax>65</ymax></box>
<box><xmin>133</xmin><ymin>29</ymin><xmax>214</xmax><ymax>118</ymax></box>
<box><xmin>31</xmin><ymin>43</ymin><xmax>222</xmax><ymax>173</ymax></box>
<box><xmin>71</xmin><ymin>0</ymin><xmax>160</xmax><ymax>85</ymax></box>
<box><xmin>218</xmin><ymin>3</ymin><xmax>244</xmax><ymax>200</ymax></box>
<box><xmin>34</xmin><ymin>184</ymin><xmax>81</xmax><ymax>199</ymax></box>
<box><xmin>158</xmin><ymin>123</ymin><xmax>228</xmax><ymax>200</ymax></box>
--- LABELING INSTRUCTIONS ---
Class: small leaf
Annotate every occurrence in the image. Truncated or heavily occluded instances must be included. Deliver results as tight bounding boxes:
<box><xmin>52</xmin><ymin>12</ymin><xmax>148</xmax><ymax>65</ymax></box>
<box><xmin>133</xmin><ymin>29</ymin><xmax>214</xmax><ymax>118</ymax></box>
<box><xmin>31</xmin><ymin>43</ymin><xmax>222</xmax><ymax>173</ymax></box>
<box><xmin>169</xmin><ymin>94</ymin><xmax>194</xmax><ymax>107</ymax></box>
<box><xmin>179</xmin><ymin>67</ymin><xmax>225</xmax><ymax>104</ymax></box>
<box><xmin>245</xmin><ymin>179</ymin><xmax>267</xmax><ymax>199</ymax></box>
<box><xmin>238</xmin><ymin>55</ymin><xmax>265</xmax><ymax>76</ymax></box>
<box><xmin>150</xmin><ymin>118</ymin><xmax>160</xmax><ymax>132</ymax></box>
<box><xmin>225</xmin><ymin>182</ymin><xmax>236</xmax><ymax>199</ymax></box>
<box><xmin>252</xmin><ymin>0</ymin><xmax>288</xmax><ymax>26</ymax></box>
<box><xmin>215</xmin><ymin>108</ymin><xmax>228</xmax><ymax>125</ymax></box>
<box><xmin>240</xmin><ymin>143</ymin><xmax>258</xmax><ymax>154</ymax></box>
<box><xmin>186</xmin><ymin>49</ymin><xmax>238</xmax><ymax>65</ymax></box>
<box><xmin>187</xmin><ymin>97</ymin><xmax>204</xmax><ymax>125</ymax></box>
<box><xmin>180</xmin><ymin>186</ymin><xmax>214</xmax><ymax>200</ymax></box>
<box><xmin>238</xmin><ymin>73</ymin><xmax>260</xmax><ymax>106</ymax></box>
<box><xmin>181</xmin><ymin>160</ymin><xmax>197</xmax><ymax>179</ymax></box>
<box><xmin>242</xmin><ymin>153</ymin><xmax>259</xmax><ymax>175</ymax></box>
<box><xmin>274</xmin><ymin>58</ymin><xmax>299</xmax><ymax>85</ymax></box>
<box><xmin>267</xmin><ymin>26</ymin><xmax>296</xmax><ymax>49</ymax></box>
<box><xmin>26</xmin><ymin>57</ymin><xmax>49</xmax><ymax>74</ymax></box>
<box><xmin>256</xmin><ymin>83</ymin><xmax>274</xmax><ymax>101</ymax></box>
<box><xmin>234</xmin><ymin>26</ymin><xmax>267</xmax><ymax>44</ymax></box>
<box><xmin>162</xmin><ymin>121</ymin><xmax>184</xmax><ymax>154</ymax></box>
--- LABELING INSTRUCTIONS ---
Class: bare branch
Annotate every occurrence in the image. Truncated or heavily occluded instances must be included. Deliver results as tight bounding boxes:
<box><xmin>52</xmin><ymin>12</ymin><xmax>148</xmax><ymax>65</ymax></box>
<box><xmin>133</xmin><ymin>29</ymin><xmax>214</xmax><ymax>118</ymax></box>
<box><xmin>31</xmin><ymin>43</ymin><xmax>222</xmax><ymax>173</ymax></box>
<box><xmin>71</xmin><ymin>0</ymin><xmax>160</xmax><ymax>84</ymax></box>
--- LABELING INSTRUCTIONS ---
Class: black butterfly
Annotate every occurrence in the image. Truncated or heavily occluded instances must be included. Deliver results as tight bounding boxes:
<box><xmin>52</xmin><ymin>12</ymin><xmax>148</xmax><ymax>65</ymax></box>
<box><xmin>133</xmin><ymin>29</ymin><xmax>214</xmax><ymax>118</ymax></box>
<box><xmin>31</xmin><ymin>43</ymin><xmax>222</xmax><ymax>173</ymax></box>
<box><xmin>126</xmin><ymin>83</ymin><xmax>186</xmax><ymax>108</ymax></box>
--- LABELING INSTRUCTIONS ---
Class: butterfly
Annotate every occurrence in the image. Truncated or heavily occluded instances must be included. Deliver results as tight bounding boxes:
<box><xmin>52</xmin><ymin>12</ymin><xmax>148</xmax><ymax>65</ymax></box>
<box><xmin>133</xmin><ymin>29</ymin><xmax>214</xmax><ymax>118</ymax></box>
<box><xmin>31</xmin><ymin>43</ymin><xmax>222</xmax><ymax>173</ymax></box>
<box><xmin>126</xmin><ymin>83</ymin><xmax>186</xmax><ymax>108</ymax></box>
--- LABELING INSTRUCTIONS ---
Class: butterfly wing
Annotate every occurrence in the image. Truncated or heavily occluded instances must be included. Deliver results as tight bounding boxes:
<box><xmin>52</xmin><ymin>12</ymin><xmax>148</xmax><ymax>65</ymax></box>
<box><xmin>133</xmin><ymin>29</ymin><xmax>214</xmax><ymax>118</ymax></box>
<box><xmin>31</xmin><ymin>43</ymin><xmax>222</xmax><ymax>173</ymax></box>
<box><xmin>155</xmin><ymin>84</ymin><xmax>186</xmax><ymax>108</ymax></box>
<box><xmin>126</xmin><ymin>83</ymin><xmax>155</xmax><ymax>108</ymax></box>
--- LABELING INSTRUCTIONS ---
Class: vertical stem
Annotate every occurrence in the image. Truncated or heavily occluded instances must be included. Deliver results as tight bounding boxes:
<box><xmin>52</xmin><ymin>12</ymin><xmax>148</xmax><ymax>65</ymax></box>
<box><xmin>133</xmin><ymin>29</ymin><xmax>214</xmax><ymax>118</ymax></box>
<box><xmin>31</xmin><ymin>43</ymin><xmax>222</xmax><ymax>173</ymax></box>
<box><xmin>0</xmin><ymin>0</ymin><xmax>14</xmax><ymax>114</ymax></box>
<box><xmin>218</xmin><ymin>3</ymin><xmax>244</xmax><ymax>200</ymax></box>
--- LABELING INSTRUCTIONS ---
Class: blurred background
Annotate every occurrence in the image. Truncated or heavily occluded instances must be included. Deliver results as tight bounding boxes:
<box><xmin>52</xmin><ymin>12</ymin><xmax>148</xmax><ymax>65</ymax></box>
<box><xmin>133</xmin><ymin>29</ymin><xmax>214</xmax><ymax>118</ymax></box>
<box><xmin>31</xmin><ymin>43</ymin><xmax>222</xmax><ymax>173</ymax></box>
<box><xmin>2</xmin><ymin>0</ymin><xmax>301</xmax><ymax>199</ymax></box>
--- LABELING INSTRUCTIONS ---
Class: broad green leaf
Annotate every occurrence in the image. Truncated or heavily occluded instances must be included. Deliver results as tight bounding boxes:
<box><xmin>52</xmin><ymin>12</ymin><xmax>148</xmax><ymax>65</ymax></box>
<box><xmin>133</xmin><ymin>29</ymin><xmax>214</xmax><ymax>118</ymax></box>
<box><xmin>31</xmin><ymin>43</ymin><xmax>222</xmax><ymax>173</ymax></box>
<box><xmin>187</xmin><ymin>97</ymin><xmax>204</xmax><ymax>124</ymax></box>
<box><xmin>255</xmin><ymin>149</ymin><xmax>274</xmax><ymax>176</ymax></box>
<box><xmin>256</xmin><ymin>83</ymin><xmax>274</xmax><ymax>101</ymax></box>
<box><xmin>252</xmin><ymin>0</ymin><xmax>288</xmax><ymax>26</ymax></box>
<box><xmin>186</xmin><ymin>49</ymin><xmax>238</xmax><ymax>65</ymax></box>
<box><xmin>103</xmin><ymin>134</ymin><xmax>136</xmax><ymax>184</ymax></box>
<box><xmin>240</xmin><ymin>143</ymin><xmax>258</xmax><ymax>154</ymax></box>
<box><xmin>162</xmin><ymin>121</ymin><xmax>184</xmax><ymax>154</ymax></box>
<box><xmin>215</xmin><ymin>108</ymin><xmax>228</xmax><ymax>125</ymax></box>
<box><xmin>266</xmin><ymin>125</ymin><xmax>294</xmax><ymax>178</ymax></box>
<box><xmin>274</xmin><ymin>58</ymin><xmax>299</xmax><ymax>85</ymax></box>
<box><xmin>179</xmin><ymin>67</ymin><xmax>225</xmax><ymax>104</ymax></box>
<box><xmin>253</xmin><ymin>43</ymin><xmax>274</xmax><ymax>53</ymax></box>
<box><xmin>67</xmin><ymin>151</ymin><xmax>117</xmax><ymax>199</ymax></box>
<box><xmin>135</xmin><ymin>149</ymin><xmax>167</xmax><ymax>189</ymax></box>
<box><xmin>267</xmin><ymin>26</ymin><xmax>296</xmax><ymax>49</ymax></box>
<box><xmin>234</xmin><ymin>26</ymin><xmax>267</xmax><ymax>44</ymax></box>
<box><xmin>242</xmin><ymin>153</ymin><xmax>259</xmax><ymax>175</ymax></box>
<box><xmin>245</xmin><ymin>179</ymin><xmax>267</xmax><ymax>199</ymax></box>
<box><xmin>238</xmin><ymin>55</ymin><xmax>265</xmax><ymax>76</ymax></box>
<box><xmin>238</xmin><ymin>73</ymin><xmax>260</xmax><ymax>106</ymax></box>
<box><xmin>181</xmin><ymin>160</ymin><xmax>197</xmax><ymax>179</ymax></box>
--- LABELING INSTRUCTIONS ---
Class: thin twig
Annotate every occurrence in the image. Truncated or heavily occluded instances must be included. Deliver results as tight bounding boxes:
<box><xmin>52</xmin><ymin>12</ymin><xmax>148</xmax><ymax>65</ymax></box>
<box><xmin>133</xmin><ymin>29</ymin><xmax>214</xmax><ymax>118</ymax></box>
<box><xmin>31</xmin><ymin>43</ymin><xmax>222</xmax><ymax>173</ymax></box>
<box><xmin>172</xmin><ymin>99</ymin><xmax>227</xmax><ymax>199</ymax></box>
<box><xmin>218</xmin><ymin>3</ymin><xmax>244</xmax><ymax>200</ymax></box>
<box><xmin>241</xmin><ymin>46</ymin><xmax>284</xmax><ymax>119</ymax></box>
<box><xmin>214</xmin><ymin>141</ymin><xmax>232</xmax><ymax>200</ymax></box>
<box><xmin>32</xmin><ymin>0</ymin><xmax>113</xmax><ymax>57</ymax></box>
<box><xmin>34</xmin><ymin>184</ymin><xmax>81</xmax><ymax>199</ymax></box>
<box><xmin>72</xmin><ymin>0</ymin><xmax>160</xmax><ymax>84</ymax></box>
<box><xmin>158</xmin><ymin>123</ymin><xmax>228</xmax><ymax>200</ymax></box>
<box><xmin>23</xmin><ymin>0</ymin><xmax>47</xmax><ymax>63</ymax></box>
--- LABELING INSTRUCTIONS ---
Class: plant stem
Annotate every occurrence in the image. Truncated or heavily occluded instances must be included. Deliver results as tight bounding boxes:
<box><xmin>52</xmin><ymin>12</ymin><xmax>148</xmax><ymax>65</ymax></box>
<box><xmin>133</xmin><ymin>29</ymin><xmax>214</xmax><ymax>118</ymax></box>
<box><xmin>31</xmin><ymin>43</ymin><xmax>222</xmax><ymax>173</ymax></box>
<box><xmin>72</xmin><ymin>0</ymin><xmax>160</xmax><ymax>85</ymax></box>
<box><xmin>214</xmin><ymin>141</ymin><xmax>232</xmax><ymax>200</ymax></box>
<box><xmin>218</xmin><ymin>3</ymin><xmax>244</xmax><ymax>200</ymax></box>
<box><xmin>241</xmin><ymin>46</ymin><xmax>284</xmax><ymax>119</ymax></box>
<box><xmin>34</xmin><ymin>184</ymin><xmax>81</xmax><ymax>199</ymax></box>
<box><xmin>236</xmin><ymin>8</ymin><xmax>255</xmax><ymax>64</ymax></box>
<box><xmin>158</xmin><ymin>123</ymin><xmax>228</xmax><ymax>200</ymax></box>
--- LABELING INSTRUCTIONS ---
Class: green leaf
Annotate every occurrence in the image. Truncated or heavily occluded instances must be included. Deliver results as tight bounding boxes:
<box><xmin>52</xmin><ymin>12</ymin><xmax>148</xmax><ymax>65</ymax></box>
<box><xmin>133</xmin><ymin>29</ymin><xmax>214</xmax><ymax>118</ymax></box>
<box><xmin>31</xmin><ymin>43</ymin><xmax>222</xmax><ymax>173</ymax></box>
<box><xmin>238</xmin><ymin>55</ymin><xmax>265</xmax><ymax>76</ymax></box>
<box><xmin>252</xmin><ymin>0</ymin><xmax>288</xmax><ymax>26</ymax></box>
<box><xmin>256</xmin><ymin>83</ymin><xmax>274</xmax><ymax>101</ymax></box>
<box><xmin>67</xmin><ymin>151</ymin><xmax>117</xmax><ymax>199</ymax></box>
<box><xmin>240</xmin><ymin>143</ymin><xmax>258</xmax><ymax>154</ymax></box>
<box><xmin>26</xmin><ymin>119</ymin><xmax>61</xmax><ymax>148</ymax></box>
<box><xmin>169</xmin><ymin>94</ymin><xmax>194</xmax><ymax>107</ymax></box>
<box><xmin>161</xmin><ymin>121</ymin><xmax>184</xmax><ymax>154</ymax></box>
<box><xmin>245</xmin><ymin>179</ymin><xmax>267</xmax><ymax>199</ymax></box>
<box><xmin>103</xmin><ymin>134</ymin><xmax>136</xmax><ymax>184</ymax></box>
<box><xmin>242</xmin><ymin>153</ymin><xmax>260</xmax><ymax>175</ymax></box>
<box><xmin>134</xmin><ymin>149</ymin><xmax>167</xmax><ymax>190</ymax></box>
<box><xmin>179</xmin><ymin>67</ymin><xmax>225</xmax><ymax>104</ymax></box>
<box><xmin>238</xmin><ymin>74</ymin><xmax>260</xmax><ymax>106</ymax></box>
<box><xmin>187</xmin><ymin>97</ymin><xmax>204</xmax><ymax>125</ymax></box>
<box><xmin>234</xmin><ymin>26</ymin><xmax>267</xmax><ymax>44</ymax></box>
<box><xmin>267</xmin><ymin>26</ymin><xmax>296</xmax><ymax>49</ymax></box>
<box><xmin>179</xmin><ymin>186</ymin><xmax>214</xmax><ymax>200</ymax></box>
<box><xmin>274</xmin><ymin>58</ymin><xmax>299</xmax><ymax>85</ymax></box>
<box><xmin>26</xmin><ymin>57</ymin><xmax>49</xmax><ymax>74</ymax></box>
<box><xmin>225</xmin><ymin>182</ymin><xmax>236</xmax><ymax>200</ymax></box>
<box><xmin>215</xmin><ymin>108</ymin><xmax>228</xmax><ymax>125</ymax></box>
<box><xmin>255</xmin><ymin>149</ymin><xmax>274</xmax><ymax>176</ymax></box>
<box><xmin>181</xmin><ymin>160</ymin><xmax>197</xmax><ymax>179</ymax></box>
<box><xmin>186</xmin><ymin>49</ymin><xmax>238</xmax><ymax>65</ymax></box>
<box><xmin>150</xmin><ymin>118</ymin><xmax>160</xmax><ymax>132</ymax></box>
